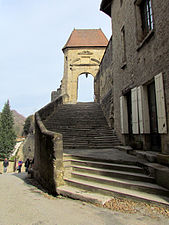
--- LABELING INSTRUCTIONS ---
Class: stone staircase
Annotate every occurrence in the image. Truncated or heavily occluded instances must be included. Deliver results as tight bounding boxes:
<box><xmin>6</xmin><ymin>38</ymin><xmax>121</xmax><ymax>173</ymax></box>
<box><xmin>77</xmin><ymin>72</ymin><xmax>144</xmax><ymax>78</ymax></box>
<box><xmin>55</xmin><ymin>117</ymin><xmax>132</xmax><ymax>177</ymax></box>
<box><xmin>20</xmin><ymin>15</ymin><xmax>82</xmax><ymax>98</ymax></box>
<box><xmin>43</xmin><ymin>102</ymin><xmax>121</xmax><ymax>149</ymax></box>
<box><xmin>57</xmin><ymin>154</ymin><xmax>169</xmax><ymax>206</ymax></box>
<box><xmin>43</xmin><ymin>102</ymin><xmax>169</xmax><ymax>206</ymax></box>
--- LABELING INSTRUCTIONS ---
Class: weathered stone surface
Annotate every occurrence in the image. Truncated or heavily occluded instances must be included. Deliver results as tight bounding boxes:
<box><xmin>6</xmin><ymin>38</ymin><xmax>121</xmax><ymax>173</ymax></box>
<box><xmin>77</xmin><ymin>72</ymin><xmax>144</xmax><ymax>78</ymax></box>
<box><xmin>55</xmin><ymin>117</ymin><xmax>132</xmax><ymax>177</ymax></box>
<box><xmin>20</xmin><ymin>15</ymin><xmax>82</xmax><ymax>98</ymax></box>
<box><xmin>61</xmin><ymin>29</ymin><xmax>108</xmax><ymax>104</ymax></box>
<box><xmin>34</xmin><ymin>97</ymin><xmax>64</xmax><ymax>194</ymax></box>
<box><xmin>43</xmin><ymin>102</ymin><xmax>121</xmax><ymax>149</ymax></box>
<box><xmin>95</xmin><ymin>39</ymin><xmax>114</xmax><ymax>127</ymax></box>
<box><xmin>157</xmin><ymin>154</ymin><xmax>169</xmax><ymax>166</ymax></box>
<box><xmin>97</xmin><ymin>0</ymin><xmax>169</xmax><ymax>154</ymax></box>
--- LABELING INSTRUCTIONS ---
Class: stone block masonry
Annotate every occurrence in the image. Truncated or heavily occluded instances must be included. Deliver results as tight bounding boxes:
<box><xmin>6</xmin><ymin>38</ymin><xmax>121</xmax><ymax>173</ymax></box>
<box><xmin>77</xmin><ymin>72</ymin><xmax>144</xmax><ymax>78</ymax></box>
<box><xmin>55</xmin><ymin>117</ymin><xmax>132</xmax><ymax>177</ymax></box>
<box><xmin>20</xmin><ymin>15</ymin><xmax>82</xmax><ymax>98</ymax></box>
<box><xmin>34</xmin><ymin>96</ymin><xmax>64</xmax><ymax>194</ymax></box>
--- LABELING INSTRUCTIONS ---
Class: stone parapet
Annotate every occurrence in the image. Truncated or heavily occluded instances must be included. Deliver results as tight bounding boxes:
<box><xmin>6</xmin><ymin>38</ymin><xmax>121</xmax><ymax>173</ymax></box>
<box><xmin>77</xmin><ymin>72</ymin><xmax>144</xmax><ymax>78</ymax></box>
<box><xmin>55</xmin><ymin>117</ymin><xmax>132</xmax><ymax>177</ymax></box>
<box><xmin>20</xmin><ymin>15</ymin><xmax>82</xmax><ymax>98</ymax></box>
<box><xmin>34</xmin><ymin>97</ymin><xmax>64</xmax><ymax>194</ymax></box>
<box><xmin>38</xmin><ymin>95</ymin><xmax>63</xmax><ymax>120</ymax></box>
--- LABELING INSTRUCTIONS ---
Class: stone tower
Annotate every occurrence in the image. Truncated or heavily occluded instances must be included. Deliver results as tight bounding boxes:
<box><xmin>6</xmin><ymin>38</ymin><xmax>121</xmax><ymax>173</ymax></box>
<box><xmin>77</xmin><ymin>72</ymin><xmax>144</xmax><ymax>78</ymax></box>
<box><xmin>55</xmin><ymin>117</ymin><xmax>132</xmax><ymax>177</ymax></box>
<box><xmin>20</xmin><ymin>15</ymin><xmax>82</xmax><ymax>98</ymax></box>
<box><xmin>60</xmin><ymin>29</ymin><xmax>108</xmax><ymax>103</ymax></box>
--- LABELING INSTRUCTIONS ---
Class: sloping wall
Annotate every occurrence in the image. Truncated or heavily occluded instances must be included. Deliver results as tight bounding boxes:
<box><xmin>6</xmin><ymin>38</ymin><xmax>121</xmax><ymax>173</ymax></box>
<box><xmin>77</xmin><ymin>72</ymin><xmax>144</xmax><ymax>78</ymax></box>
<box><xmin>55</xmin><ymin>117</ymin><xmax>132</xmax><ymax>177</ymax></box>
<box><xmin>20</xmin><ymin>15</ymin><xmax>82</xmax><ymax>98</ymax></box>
<box><xmin>34</xmin><ymin>96</ymin><xmax>64</xmax><ymax>194</ymax></box>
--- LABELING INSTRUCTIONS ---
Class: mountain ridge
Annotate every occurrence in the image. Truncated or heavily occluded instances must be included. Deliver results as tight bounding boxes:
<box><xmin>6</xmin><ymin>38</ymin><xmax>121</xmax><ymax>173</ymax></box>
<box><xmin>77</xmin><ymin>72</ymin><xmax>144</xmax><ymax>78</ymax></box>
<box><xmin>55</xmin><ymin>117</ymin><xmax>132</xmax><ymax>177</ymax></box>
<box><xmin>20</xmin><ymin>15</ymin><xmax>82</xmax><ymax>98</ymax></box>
<box><xmin>12</xmin><ymin>110</ymin><xmax>26</xmax><ymax>137</ymax></box>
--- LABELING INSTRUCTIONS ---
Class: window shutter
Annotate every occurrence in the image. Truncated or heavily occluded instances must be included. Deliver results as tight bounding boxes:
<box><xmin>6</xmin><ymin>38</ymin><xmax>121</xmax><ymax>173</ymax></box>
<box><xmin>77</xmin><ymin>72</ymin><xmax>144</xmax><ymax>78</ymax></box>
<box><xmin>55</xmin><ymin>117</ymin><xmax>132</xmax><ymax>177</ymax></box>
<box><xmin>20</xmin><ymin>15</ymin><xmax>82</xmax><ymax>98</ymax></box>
<box><xmin>120</xmin><ymin>96</ymin><xmax>129</xmax><ymax>134</ymax></box>
<box><xmin>137</xmin><ymin>86</ymin><xmax>150</xmax><ymax>134</ymax></box>
<box><xmin>155</xmin><ymin>73</ymin><xmax>167</xmax><ymax>133</ymax></box>
<box><xmin>131</xmin><ymin>87</ymin><xmax>139</xmax><ymax>134</ymax></box>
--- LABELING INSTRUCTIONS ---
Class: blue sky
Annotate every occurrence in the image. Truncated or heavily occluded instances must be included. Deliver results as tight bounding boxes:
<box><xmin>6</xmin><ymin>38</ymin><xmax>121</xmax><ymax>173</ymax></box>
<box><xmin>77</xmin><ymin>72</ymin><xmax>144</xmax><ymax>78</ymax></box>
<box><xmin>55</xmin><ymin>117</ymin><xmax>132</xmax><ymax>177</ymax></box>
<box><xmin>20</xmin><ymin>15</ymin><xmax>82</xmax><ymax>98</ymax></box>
<box><xmin>0</xmin><ymin>0</ymin><xmax>111</xmax><ymax>117</ymax></box>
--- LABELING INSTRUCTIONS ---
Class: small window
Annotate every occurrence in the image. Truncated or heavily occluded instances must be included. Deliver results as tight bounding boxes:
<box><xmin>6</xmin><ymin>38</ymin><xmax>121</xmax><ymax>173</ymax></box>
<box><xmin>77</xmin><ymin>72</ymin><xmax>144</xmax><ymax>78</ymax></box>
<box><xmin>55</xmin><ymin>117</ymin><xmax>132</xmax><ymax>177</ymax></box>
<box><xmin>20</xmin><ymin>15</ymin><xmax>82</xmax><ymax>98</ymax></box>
<box><xmin>135</xmin><ymin>0</ymin><xmax>154</xmax><ymax>43</ymax></box>
<box><xmin>121</xmin><ymin>26</ymin><xmax>126</xmax><ymax>64</ymax></box>
<box><xmin>120</xmin><ymin>0</ymin><xmax>123</xmax><ymax>7</ymax></box>
<box><xmin>140</xmin><ymin>0</ymin><xmax>153</xmax><ymax>36</ymax></box>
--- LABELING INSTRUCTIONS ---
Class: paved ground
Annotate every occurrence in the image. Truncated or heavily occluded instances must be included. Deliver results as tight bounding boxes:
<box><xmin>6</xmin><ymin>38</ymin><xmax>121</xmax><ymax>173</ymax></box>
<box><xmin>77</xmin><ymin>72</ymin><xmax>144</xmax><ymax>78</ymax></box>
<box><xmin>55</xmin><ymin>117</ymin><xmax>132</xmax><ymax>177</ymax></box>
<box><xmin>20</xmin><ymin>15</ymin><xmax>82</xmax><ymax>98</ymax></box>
<box><xmin>0</xmin><ymin>173</ymin><xmax>169</xmax><ymax>225</ymax></box>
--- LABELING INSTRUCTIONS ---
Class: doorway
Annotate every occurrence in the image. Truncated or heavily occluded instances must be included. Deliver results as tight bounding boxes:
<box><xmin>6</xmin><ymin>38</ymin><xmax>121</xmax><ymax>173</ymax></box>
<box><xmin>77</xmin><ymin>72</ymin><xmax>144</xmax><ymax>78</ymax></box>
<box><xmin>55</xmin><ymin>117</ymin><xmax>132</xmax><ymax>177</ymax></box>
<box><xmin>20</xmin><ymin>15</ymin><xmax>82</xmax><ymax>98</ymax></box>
<box><xmin>147</xmin><ymin>82</ymin><xmax>161</xmax><ymax>151</ymax></box>
<box><xmin>126</xmin><ymin>91</ymin><xmax>132</xmax><ymax>134</ymax></box>
<box><xmin>77</xmin><ymin>74</ymin><xmax>94</xmax><ymax>102</ymax></box>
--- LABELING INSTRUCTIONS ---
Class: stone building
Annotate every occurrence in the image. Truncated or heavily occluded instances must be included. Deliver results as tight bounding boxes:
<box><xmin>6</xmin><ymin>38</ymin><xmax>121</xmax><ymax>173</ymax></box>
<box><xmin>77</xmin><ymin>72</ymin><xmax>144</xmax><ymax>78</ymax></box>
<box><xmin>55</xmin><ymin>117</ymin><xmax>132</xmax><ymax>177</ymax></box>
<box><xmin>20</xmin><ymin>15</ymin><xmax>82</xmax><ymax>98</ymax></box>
<box><xmin>52</xmin><ymin>29</ymin><xmax>108</xmax><ymax>103</ymax></box>
<box><xmin>33</xmin><ymin>29</ymin><xmax>109</xmax><ymax>193</ymax></box>
<box><xmin>33</xmin><ymin>3</ymin><xmax>169</xmax><ymax>199</ymax></box>
<box><xmin>98</xmin><ymin>0</ymin><xmax>169</xmax><ymax>156</ymax></box>
<box><xmin>95</xmin><ymin>37</ymin><xmax>114</xmax><ymax>128</ymax></box>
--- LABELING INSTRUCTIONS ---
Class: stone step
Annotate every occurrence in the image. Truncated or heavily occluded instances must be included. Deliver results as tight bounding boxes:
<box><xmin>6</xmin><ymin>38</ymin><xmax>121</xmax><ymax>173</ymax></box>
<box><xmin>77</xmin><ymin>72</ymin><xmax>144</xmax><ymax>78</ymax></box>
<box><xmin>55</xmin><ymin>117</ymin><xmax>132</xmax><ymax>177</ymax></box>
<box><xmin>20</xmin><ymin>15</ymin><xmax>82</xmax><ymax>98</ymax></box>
<box><xmin>62</xmin><ymin>137</ymin><xmax>120</xmax><ymax>141</ymax></box>
<box><xmin>63</xmin><ymin>144</ymin><xmax>121</xmax><ymax>149</ymax></box>
<box><xmin>62</xmin><ymin>133</ymin><xmax>116</xmax><ymax>137</ymax></box>
<box><xmin>63</xmin><ymin>137</ymin><xmax>120</xmax><ymax>141</ymax></box>
<box><xmin>61</xmin><ymin>130</ymin><xmax>116</xmax><ymax>134</ymax></box>
<box><xmin>59</xmin><ymin>179</ymin><xmax>169</xmax><ymax>207</ymax></box>
<box><xmin>61</xmin><ymin>153</ymin><xmax>169</xmax><ymax>206</ymax></box>
<box><xmin>63</xmin><ymin>141</ymin><xmax>120</xmax><ymax>145</ymax></box>
<box><xmin>64</xmin><ymin>145</ymin><xmax>120</xmax><ymax>148</ymax></box>
<box><xmin>46</xmin><ymin>127</ymin><xmax>113</xmax><ymax>132</ymax></box>
<box><xmin>63</xmin><ymin>143</ymin><xmax>121</xmax><ymax>146</ymax></box>
<box><xmin>63</xmin><ymin>153</ymin><xmax>137</xmax><ymax>166</ymax></box>
<box><xmin>46</xmin><ymin>118</ymin><xmax>108</xmax><ymax>121</ymax></box>
<box><xmin>67</xmin><ymin>159</ymin><xmax>144</xmax><ymax>173</ymax></box>
<box><xmin>70</xmin><ymin>171</ymin><xmax>169</xmax><ymax>196</ymax></box>
<box><xmin>44</xmin><ymin>102</ymin><xmax>121</xmax><ymax>149</ymax></box>
<box><xmin>72</xmin><ymin>165</ymin><xmax>155</xmax><ymax>183</ymax></box>
<box><xmin>52</xmin><ymin>133</ymin><xmax>117</xmax><ymax>138</ymax></box>
<box><xmin>63</xmin><ymin>143</ymin><xmax>121</xmax><ymax>147</ymax></box>
<box><xmin>56</xmin><ymin>185</ymin><xmax>112</xmax><ymax>206</ymax></box>
<box><xmin>48</xmin><ymin>127</ymin><xmax>111</xmax><ymax>131</ymax></box>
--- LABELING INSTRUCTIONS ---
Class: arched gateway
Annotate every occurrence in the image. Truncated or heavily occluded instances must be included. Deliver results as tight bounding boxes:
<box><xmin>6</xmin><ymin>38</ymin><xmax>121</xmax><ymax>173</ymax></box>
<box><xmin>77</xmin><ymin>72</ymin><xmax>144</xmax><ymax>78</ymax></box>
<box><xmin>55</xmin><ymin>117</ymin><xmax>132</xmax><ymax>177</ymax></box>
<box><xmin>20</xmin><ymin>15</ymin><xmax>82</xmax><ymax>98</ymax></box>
<box><xmin>59</xmin><ymin>29</ymin><xmax>108</xmax><ymax>103</ymax></box>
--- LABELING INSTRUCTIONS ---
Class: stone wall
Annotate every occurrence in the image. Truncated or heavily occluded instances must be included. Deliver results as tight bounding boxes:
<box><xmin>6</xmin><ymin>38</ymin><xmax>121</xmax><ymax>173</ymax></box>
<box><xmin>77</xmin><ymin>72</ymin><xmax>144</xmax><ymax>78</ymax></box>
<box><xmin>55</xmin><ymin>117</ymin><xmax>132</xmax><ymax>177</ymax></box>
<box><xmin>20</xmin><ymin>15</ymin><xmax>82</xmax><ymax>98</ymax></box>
<box><xmin>0</xmin><ymin>160</ymin><xmax>15</xmax><ymax>173</ymax></box>
<box><xmin>99</xmin><ymin>0</ymin><xmax>169</xmax><ymax>153</ymax></box>
<box><xmin>110</xmin><ymin>0</ymin><xmax>169</xmax><ymax>153</ymax></box>
<box><xmin>61</xmin><ymin>47</ymin><xmax>106</xmax><ymax>103</ymax></box>
<box><xmin>95</xmin><ymin>38</ymin><xmax>114</xmax><ymax>128</ymax></box>
<box><xmin>22</xmin><ymin>134</ymin><xmax>35</xmax><ymax>161</ymax></box>
<box><xmin>51</xmin><ymin>87</ymin><xmax>61</xmax><ymax>102</ymax></box>
<box><xmin>34</xmin><ymin>96</ymin><xmax>64</xmax><ymax>194</ymax></box>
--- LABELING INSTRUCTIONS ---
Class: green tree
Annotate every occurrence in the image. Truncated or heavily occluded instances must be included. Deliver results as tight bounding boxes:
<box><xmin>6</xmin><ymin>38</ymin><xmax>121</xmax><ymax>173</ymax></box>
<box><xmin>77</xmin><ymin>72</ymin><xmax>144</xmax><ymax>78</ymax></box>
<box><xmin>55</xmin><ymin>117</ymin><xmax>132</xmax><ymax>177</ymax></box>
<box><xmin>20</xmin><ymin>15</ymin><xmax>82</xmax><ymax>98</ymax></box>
<box><xmin>0</xmin><ymin>100</ymin><xmax>16</xmax><ymax>158</ymax></box>
<box><xmin>22</xmin><ymin>115</ymin><xmax>34</xmax><ymax>136</ymax></box>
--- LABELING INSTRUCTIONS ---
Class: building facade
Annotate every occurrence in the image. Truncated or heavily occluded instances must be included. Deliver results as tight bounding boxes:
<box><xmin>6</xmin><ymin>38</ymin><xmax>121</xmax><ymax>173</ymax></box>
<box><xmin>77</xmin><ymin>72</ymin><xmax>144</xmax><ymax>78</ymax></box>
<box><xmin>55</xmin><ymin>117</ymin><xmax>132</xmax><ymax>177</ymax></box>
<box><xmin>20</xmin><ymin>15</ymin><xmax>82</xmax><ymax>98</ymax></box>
<box><xmin>99</xmin><ymin>0</ymin><xmax>169</xmax><ymax>154</ymax></box>
<box><xmin>57</xmin><ymin>29</ymin><xmax>108</xmax><ymax>104</ymax></box>
<box><xmin>95</xmin><ymin>37</ymin><xmax>114</xmax><ymax>128</ymax></box>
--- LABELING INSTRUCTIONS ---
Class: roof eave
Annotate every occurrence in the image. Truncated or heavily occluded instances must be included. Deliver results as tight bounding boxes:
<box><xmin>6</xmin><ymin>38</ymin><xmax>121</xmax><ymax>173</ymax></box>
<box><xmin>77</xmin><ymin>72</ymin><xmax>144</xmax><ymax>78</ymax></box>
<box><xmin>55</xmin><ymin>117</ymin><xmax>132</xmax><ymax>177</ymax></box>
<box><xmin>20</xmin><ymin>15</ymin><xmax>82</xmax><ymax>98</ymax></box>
<box><xmin>62</xmin><ymin>45</ymin><xmax>107</xmax><ymax>52</ymax></box>
<box><xmin>100</xmin><ymin>0</ymin><xmax>112</xmax><ymax>17</ymax></box>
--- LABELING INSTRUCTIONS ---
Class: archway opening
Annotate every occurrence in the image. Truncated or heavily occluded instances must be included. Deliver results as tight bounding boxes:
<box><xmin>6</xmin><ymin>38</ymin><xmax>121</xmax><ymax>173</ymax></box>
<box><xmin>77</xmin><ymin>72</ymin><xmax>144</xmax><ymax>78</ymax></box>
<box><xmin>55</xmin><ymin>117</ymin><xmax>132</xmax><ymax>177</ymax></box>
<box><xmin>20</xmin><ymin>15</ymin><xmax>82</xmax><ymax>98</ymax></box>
<box><xmin>77</xmin><ymin>73</ymin><xmax>94</xmax><ymax>102</ymax></box>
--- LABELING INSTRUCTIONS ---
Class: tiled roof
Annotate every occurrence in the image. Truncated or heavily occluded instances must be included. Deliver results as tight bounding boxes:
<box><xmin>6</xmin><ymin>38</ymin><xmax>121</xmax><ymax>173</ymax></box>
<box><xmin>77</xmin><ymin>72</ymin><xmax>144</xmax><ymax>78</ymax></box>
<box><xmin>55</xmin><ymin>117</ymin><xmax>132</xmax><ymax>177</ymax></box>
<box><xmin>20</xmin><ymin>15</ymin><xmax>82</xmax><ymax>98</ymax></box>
<box><xmin>63</xmin><ymin>29</ymin><xmax>108</xmax><ymax>50</ymax></box>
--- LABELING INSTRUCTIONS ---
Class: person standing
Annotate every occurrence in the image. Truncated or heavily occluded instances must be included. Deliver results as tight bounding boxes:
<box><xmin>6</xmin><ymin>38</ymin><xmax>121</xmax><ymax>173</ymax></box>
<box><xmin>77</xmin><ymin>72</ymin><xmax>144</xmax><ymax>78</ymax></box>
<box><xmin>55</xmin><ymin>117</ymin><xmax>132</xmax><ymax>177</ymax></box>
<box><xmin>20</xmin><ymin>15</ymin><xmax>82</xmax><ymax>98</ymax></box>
<box><xmin>3</xmin><ymin>158</ymin><xmax>9</xmax><ymax>173</ymax></box>
<box><xmin>24</xmin><ymin>158</ymin><xmax>30</xmax><ymax>172</ymax></box>
<box><xmin>17</xmin><ymin>160</ymin><xmax>23</xmax><ymax>173</ymax></box>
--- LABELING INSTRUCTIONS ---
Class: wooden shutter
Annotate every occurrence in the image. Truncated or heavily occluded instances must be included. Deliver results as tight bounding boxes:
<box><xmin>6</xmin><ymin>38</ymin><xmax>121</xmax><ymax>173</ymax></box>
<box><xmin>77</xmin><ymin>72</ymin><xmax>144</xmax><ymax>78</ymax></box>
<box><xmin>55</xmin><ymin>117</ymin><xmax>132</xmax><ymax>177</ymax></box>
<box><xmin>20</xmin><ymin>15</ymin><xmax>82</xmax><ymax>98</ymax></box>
<box><xmin>137</xmin><ymin>86</ymin><xmax>150</xmax><ymax>133</ymax></box>
<box><xmin>120</xmin><ymin>96</ymin><xmax>129</xmax><ymax>134</ymax></box>
<box><xmin>155</xmin><ymin>73</ymin><xmax>167</xmax><ymax>133</ymax></box>
<box><xmin>131</xmin><ymin>88</ymin><xmax>139</xmax><ymax>134</ymax></box>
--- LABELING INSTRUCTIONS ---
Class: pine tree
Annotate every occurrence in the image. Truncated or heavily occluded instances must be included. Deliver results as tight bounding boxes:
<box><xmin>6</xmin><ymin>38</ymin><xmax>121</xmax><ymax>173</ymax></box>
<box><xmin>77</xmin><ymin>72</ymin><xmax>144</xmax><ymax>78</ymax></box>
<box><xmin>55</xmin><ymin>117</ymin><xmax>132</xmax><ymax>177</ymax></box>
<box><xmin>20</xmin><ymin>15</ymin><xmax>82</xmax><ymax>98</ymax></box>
<box><xmin>0</xmin><ymin>100</ymin><xmax>16</xmax><ymax>158</ymax></box>
<box><xmin>23</xmin><ymin>116</ymin><xmax>32</xmax><ymax>136</ymax></box>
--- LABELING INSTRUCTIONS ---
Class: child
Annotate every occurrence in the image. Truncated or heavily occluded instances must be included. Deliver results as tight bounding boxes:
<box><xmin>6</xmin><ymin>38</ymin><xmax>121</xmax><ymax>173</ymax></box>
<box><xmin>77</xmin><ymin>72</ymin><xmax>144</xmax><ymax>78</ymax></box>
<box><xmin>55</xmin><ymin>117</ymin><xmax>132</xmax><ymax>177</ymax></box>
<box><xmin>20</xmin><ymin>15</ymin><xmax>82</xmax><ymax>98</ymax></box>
<box><xmin>17</xmin><ymin>160</ymin><xmax>23</xmax><ymax>173</ymax></box>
